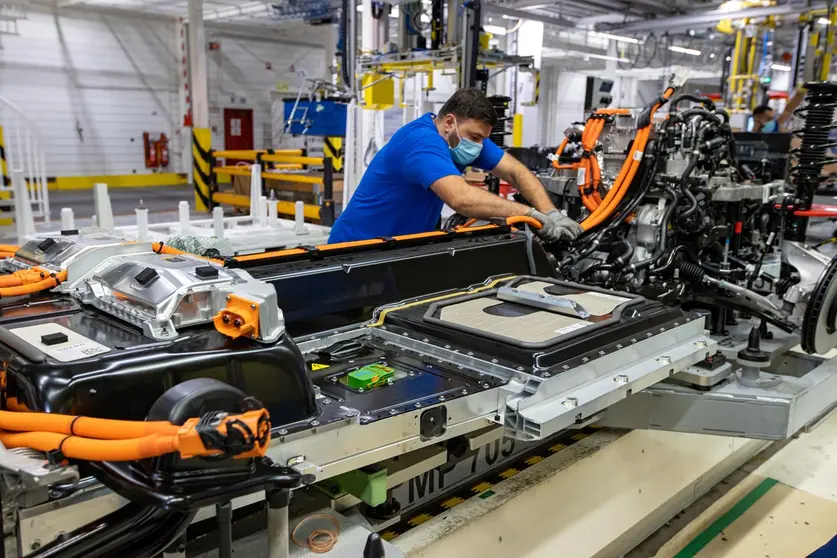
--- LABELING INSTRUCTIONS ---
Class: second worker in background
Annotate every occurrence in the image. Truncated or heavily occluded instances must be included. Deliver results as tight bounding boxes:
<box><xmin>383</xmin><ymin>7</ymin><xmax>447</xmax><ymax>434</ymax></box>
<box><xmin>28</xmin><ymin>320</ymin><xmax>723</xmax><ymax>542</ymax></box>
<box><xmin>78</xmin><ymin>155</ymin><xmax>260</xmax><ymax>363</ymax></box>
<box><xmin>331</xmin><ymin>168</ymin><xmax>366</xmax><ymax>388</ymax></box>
<box><xmin>328</xmin><ymin>88</ymin><xmax>582</xmax><ymax>244</ymax></box>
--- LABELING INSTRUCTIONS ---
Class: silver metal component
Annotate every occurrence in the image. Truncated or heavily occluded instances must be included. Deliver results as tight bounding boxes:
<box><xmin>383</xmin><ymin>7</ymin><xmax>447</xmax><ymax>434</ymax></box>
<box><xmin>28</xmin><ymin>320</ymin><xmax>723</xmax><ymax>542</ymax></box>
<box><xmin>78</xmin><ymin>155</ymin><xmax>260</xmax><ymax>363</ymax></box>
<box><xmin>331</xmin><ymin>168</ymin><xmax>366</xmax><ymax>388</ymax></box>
<box><xmin>672</xmin><ymin>361</ymin><xmax>733</xmax><ymax>387</ymax></box>
<box><xmin>0</xmin><ymin>443</ymin><xmax>79</xmax><ymax>511</ymax></box>
<box><xmin>74</xmin><ymin>253</ymin><xmax>284</xmax><ymax>342</ymax></box>
<box><xmin>737</xmin><ymin>364</ymin><xmax>783</xmax><ymax>388</ymax></box>
<box><xmin>267</xmin><ymin>502</ymin><xmax>289</xmax><ymax>558</ymax></box>
<box><xmin>708</xmin><ymin>178</ymin><xmax>781</xmax><ymax>203</ymax></box>
<box><xmin>601</xmin><ymin>349</ymin><xmax>837</xmax><ymax>441</ymax></box>
<box><xmin>502</xmin><ymin>320</ymin><xmax>712</xmax><ymax>441</ymax></box>
<box><xmin>497</xmin><ymin>286</ymin><xmax>590</xmax><ymax>319</ymax></box>
<box><xmin>5</xmin><ymin>233</ymin><xmax>152</xmax><ymax>283</ymax></box>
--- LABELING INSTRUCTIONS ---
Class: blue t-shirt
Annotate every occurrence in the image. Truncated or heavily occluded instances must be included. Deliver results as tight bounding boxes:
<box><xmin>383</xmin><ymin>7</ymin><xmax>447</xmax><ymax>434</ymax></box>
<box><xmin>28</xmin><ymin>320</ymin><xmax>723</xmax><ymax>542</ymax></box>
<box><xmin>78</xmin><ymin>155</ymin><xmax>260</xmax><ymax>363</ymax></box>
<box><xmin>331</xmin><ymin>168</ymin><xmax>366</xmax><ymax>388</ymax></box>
<box><xmin>328</xmin><ymin>113</ymin><xmax>505</xmax><ymax>243</ymax></box>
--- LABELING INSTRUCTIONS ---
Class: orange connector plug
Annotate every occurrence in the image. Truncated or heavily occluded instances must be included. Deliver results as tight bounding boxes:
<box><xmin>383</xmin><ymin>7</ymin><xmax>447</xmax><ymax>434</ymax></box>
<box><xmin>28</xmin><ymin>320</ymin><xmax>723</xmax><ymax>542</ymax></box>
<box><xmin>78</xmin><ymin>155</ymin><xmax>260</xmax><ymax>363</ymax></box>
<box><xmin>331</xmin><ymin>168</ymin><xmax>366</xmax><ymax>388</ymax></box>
<box><xmin>214</xmin><ymin>295</ymin><xmax>260</xmax><ymax>340</ymax></box>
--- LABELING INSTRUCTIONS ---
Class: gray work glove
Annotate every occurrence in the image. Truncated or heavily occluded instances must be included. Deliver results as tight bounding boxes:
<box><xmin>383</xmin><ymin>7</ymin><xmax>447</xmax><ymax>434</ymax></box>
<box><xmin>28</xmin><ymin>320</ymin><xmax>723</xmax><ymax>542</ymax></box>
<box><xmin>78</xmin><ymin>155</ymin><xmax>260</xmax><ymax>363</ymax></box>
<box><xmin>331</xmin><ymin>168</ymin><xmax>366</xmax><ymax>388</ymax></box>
<box><xmin>527</xmin><ymin>208</ymin><xmax>583</xmax><ymax>243</ymax></box>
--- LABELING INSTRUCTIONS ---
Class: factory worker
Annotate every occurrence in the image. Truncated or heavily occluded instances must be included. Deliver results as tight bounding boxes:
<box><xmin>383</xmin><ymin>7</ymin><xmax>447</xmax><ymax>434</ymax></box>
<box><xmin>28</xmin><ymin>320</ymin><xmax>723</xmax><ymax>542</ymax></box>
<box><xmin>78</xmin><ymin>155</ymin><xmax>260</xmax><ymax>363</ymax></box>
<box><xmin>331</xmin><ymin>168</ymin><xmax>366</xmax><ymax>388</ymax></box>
<box><xmin>751</xmin><ymin>87</ymin><xmax>806</xmax><ymax>133</ymax></box>
<box><xmin>328</xmin><ymin>88</ymin><xmax>582</xmax><ymax>244</ymax></box>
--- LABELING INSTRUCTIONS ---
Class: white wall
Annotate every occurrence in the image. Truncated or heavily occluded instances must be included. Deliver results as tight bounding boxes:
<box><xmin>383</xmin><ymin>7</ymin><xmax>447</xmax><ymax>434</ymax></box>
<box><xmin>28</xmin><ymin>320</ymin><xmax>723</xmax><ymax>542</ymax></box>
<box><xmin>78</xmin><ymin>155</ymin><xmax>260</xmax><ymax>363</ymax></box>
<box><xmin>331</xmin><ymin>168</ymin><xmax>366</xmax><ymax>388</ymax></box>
<box><xmin>208</xmin><ymin>32</ymin><xmax>325</xmax><ymax>152</ymax></box>
<box><xmin>0</xmin><ymin>7</ymin><xmax>180</xmax><ymax>177</ymax></box>
<box><xmin>540</xmin><ymin>65</ymin><xmax>586</xmax><ymax>147</ymax></box>
<box><xmin>0</xmin><ymin>6</ymin><xmax>325</xmax><ymax>178</ymax></box>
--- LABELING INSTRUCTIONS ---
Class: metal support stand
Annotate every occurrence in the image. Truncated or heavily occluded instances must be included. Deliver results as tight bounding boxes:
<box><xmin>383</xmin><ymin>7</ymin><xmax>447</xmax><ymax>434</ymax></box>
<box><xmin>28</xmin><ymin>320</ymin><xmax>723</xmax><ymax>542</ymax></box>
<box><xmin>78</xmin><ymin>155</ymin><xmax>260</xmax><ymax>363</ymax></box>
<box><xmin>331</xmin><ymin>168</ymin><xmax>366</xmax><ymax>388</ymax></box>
<box><xmin>162</xmin><ymin>534</ymin><xmax>187</xmax><ymax>558</ymax></box>
<box><xmin>321</xmin><ymin>157</ymin><xmax>336</xmax><ymax>226</ymax></box>
<box><xmin>217</xmin><ymin>501</ymin><xmax>233</xmax><ymax>558</ymax></box>
<box><xmin>459</xmin><ymin>0</ymin><xmax>481</xmax><ymax>89</ymax></box>
<box><xmin>267</xmin><ymin>488</ymin><xmax>290</xmax><ymax>558</ymax></box>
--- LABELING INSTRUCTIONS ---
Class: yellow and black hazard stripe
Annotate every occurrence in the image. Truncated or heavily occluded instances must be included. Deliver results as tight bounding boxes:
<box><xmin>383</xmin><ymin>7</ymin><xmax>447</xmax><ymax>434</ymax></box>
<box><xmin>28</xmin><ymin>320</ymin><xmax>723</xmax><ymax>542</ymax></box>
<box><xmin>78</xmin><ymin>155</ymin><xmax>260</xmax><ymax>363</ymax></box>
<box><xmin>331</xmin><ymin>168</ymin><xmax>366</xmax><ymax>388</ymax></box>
<box><xmin>323</xmin><ymin>136</ymin><xmax>344</xmax><ymax>172</ymax></box>
<box><xmin>192</xmin><ymin>128</ymin><xmax>213</xmax><ymax>212</ymax></box>
<box><xmin>533</xmin><ymin>70</ymin><xmax>540</xmax><ymax>105</ymax></box>
<box><xmin>379</xmin><ymin>426</ymin><xmax>599</xmax><ymax>542</ymax></box>
<box><xmin>0</xmin><ymin>126</ymin><xmax>10</xmax><ymax>188</ymax></box>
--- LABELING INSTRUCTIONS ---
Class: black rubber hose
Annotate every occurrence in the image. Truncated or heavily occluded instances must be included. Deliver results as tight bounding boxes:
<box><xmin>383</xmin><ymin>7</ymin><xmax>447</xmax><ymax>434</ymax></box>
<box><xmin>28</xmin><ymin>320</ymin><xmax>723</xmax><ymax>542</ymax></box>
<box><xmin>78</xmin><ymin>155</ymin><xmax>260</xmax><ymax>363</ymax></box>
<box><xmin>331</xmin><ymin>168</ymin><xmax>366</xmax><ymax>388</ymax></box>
<box><xmin>671</xmin><ymin>94</ymin><xmax>716</xmax><ymax>112</ymax></box>
<box><xmin>679</xmin><ymin>157</ymin><xmax>700</xmax><ymax>218</ymax></box>
<box><xmin>579</xmin><ymin>239</ymin><xmax>634</xmax><ymax>279</ymax></box>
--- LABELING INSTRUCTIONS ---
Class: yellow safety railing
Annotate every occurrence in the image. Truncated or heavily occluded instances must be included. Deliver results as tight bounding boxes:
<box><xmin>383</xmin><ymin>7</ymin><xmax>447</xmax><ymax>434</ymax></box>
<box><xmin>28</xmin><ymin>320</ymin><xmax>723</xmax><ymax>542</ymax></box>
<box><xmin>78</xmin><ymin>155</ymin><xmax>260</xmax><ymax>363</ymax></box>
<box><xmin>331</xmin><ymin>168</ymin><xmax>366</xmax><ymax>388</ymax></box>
<box><xmin>212</xmin><ymin>149</ymin><xmax>303</xmax><ymax>161</ymax></box>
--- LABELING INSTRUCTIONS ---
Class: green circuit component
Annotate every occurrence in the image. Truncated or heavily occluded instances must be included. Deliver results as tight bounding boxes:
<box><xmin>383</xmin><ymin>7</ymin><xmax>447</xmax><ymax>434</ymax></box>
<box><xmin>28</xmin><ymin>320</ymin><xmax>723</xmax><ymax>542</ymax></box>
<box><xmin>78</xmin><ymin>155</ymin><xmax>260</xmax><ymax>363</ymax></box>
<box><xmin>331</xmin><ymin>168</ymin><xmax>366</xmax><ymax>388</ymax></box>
<box><xmin>347</xmin><ymin>364</ymin><xmax>394</xmax><ymax>390</ymax></box>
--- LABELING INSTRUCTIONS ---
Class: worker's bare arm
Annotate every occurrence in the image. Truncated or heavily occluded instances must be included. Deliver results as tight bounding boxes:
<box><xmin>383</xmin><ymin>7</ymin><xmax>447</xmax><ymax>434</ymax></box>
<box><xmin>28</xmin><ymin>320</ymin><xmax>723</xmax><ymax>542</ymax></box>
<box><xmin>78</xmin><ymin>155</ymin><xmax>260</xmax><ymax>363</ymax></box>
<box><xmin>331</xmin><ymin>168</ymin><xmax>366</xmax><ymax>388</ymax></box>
<box><xmin>429</xmin><ymin>175</ymin><xmax>531</xmax><ymax>219</ymax></box>
<box><xmin>490</xmin><ymin>153</ymin><xmax>556</xmax><ymax>213</ymax></box>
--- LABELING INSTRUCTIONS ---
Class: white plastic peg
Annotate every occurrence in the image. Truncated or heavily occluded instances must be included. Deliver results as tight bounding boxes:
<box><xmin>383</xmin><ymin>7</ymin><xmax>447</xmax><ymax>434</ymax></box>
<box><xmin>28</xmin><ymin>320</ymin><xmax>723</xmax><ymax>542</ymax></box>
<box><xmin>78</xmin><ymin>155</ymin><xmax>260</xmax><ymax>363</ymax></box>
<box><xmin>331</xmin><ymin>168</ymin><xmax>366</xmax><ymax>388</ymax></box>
<box><xmin>178</xmin><ymin>201</ymin><xmax>190</xmax><ymax>234</ymax></box>
<box><xmin>259</xmin><ymin>196</ymin><xmax>268</xmax><ymax>227</ymax></box>
<box><xmin>213</xmin><ymin>206</ymin><xmax>225</xmax><ymax>238</ymax></box>
<box><xmin>60</xmin><ymin>208</ymin><xmax>75</xmax><ymax>231</ymax></box>
<box><xmin>294</xmin><ymin>200</ymin><xmax>308</xmax><ymax>234</ymax></box>
<box><xmin>93</xmin><ymin>184</ymin><xmax>114</xmax><ymax>230</ymax></box>
<box><xmin>135</xmin><ymin>207</ymin><xmax>149</xmax><ymax>240</ymax></box>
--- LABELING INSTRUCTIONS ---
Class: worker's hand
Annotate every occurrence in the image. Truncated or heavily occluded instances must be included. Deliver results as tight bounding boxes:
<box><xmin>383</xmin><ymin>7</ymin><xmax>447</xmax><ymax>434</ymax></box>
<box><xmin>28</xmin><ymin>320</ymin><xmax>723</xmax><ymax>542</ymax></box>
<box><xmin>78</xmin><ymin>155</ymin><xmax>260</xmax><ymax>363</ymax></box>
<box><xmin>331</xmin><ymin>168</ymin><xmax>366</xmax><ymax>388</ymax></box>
<box><xmin>527</xmin><ymin>209</ymin><xmax>582</xmax><ymax>243</ymax></box>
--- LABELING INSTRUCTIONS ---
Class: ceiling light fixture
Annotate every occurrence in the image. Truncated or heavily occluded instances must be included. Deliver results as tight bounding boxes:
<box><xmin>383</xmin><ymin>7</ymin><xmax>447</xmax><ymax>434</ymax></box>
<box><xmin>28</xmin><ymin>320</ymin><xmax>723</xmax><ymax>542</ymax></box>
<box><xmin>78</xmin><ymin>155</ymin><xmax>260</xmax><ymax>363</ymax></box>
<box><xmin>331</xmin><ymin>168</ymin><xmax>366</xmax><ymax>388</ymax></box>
<box><xmin>483</xmin><ymin>24</ymin><xmax>507</xmax><ymax>36</ymax></box>
<box><xmin>669</xmin><ymin>45</ymin><xmax>702</xmax><ymax>56</ymax></box>
<box><xmin>590</xmin><ymin>31</ymin><xmax>640</xmax><ymax>44</ymax></box>
<box><xmin>771</xmin><ymin>63</ymin><xmax>792</xmax><ymax>71</ymax></box>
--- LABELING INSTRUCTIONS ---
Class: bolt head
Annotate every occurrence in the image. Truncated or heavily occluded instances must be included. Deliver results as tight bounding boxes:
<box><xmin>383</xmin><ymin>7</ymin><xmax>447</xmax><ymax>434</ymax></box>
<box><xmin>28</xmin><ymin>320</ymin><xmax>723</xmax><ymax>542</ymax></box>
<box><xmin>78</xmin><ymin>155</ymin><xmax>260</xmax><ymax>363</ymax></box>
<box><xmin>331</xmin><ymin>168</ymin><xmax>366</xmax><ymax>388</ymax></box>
<box><xmin>390</xmin><ymin>409</ymin><xmax>398</xmax><ymax>415</ymax></box>
<box><xmin>311</xmin><ymin>420</ymin><xmax>320</xmax><ymax>427</ymax></box>
<box><xmin>563</xmin><ymin>397</ymin><xmax>579</xmax><ymax>408</ymax></box>
<box><xmin>278</xmin><ymin>429</ymin><xmax>288</xmax><ymax>435</ymax></box>
<box><xmin>615</xmin><ymin>374</ymin><xmax>629</xmax><ymax>384</ymax></box>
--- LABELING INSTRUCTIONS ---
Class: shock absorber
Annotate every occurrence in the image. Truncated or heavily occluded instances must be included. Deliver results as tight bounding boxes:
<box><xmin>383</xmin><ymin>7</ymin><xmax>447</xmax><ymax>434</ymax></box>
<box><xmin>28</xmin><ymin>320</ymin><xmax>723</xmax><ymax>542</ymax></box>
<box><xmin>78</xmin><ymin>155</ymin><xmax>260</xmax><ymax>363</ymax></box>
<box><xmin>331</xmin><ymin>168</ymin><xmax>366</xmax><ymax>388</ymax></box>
<box><xmin>787</xmin><ymin>82</ymin><xmax>837</xmax><ymax>240</ymax></box>
<box><xmin>488</xmin><ymin>96</ymin><xmax>512</xmax><ymax>147</ymax></box>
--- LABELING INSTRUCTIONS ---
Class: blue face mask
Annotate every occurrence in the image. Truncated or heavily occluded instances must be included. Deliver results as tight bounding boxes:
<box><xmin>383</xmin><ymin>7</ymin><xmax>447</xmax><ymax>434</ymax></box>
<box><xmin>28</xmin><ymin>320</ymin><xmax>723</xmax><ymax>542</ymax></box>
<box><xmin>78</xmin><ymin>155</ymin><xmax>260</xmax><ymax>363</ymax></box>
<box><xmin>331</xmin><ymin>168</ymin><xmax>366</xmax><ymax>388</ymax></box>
<box><xmin>449</xmin><ymin>119</ymin><xmax>483</xmax><ymax>166</ymax></box>
<box><xmin>761</xmin><ymin>119</ymin><xmax>778</xmax><ymax>133</ymax></box>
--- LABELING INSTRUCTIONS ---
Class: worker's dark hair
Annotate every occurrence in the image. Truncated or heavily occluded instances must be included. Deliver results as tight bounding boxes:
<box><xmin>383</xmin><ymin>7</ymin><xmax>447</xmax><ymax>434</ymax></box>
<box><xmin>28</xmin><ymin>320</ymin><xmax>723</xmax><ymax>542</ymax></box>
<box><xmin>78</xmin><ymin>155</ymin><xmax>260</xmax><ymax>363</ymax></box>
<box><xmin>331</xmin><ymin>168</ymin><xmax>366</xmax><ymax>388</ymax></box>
<box><xmin>438</xmin><ymin>88</ymin><xmax>498</xmax><ymax>127</ymax></box>
<box><xmin>753</xmin><ymin>105</ymin><xmax>774</xmax><ymax>116</ymax></box>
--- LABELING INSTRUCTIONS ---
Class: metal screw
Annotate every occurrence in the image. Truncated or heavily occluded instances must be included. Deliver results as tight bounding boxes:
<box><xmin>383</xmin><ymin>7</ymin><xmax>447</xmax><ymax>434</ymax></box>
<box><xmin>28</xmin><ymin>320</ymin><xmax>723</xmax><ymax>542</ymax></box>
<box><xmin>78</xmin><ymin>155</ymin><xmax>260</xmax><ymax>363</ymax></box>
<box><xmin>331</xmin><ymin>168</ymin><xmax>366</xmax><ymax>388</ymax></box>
<box><xmin>88</xmin><ymin>389</ymin><xmax>97</xmax><ymax>396</ymax></box>
<box><xmin>251</xmin><ymin>304</ymin><xmax>257</xmax><ymax>309</ymax></box>
<box><xmin>467</xmin><ymin>352</ymin><xmax>474</xmax><ymax>356</ymax></box>
<box><xmin>657</xmin><ymin>355</ymin><xmax>672</xmax><ymax>364</ymax></box>
<box><xmin>491</xmin><ymin>358</ymin><xmax>498</xmax><ymax>363</ymax></box>
<box><xmin>423</xmin><ymin>338</ymin><xmax>429</xmax><ymax>342</ymax></box>
<box><xmin>542</xmin><ymin>372</ymin><xmax>551</xmax><ymax>378</ymax></box>
<box><xmin>390</xmin><ymin>409</ymin><xmax>398</xmax><ymax>415</ymax></box>
<box><xmin>386</xmin><ymin>378</ymin><xmax>394</xmax><ymax>385</ymax></box>
<box><xmin>226</xmin><ymin>296</ymin><xmax>231</xmax><ymax>302</ymax></box>
<box><xmin>582</xmin><ymin>357</ymin><xmax>589</xmax><ymax>363</ymax></box>
<box><xmin>482</xmin><ymin>382</ymin><xmax>490</xmax><ymax>388</ymax></box>
<box><xmin>616</xmin><ymin>344</ymin><xmax>623</xmax><ymax>349</ymax></box>
<box><xmin>330</xmin><ymin>376</ymin><xmax>338</xmax><ymax>383</ymax></box>
<box><xmin>598</xmin><ymin>350</ymin><xmax>606</xmax><ymax>356</ymax></box>
<box><xmin>278</xmin><ymin>429</ymin><xmax>288</xmax><ymax>436</ymax></box>
<box><xmin>563</xmin><ymin>397</ymin><xmax>578</xmax><ymax>408</ymax></box>
<box><xmin>461</xmin><ymin>389</ymin><xmax>468</xmax><ymax>395</ymax></box>
<box><xmin>439</xmin><ymin>395</ymin><xmax>446</xmax><ymax>401</ymax></box>
<box><xmin>614</xmin><ymin>374</ymin><xmax>629</xmax><ymax>384</ymax></box>
<box><xmin>408</xmin><ymin>371</ymin><xmax>415</xmax><ymax>376</ymax></box>
<box><xmin>415</xmin><ymin>402</ymin><xmax>422</xmax><ymax>408</ymax></box>
<box><xmin>457</xmin><ymin>365</ymin><xmax>464</xmax><ymax>370</ymax></box>
<box><xmin>402</xmin><ymin>332</ymin><xmax>409</xmax><ymax>337</ymax></box>
<box><xmin>444</xmin><ymin>345</ymin><xmax>451</xmax><ymax>349</ymax></box>
<box><xmin>323</xmin><ymin>399</ymin><xmax>332</xmax><ymax>405</ymax></box>
<box><xmin>287</xmin><ymin>455</ymin><xmax>305</xmax><ymax>467</ymax></box>
<box><xmin>562</xmin><ymin>364</ymin><xmax>570</xmax><ymax>370</ymax></box>
<box><xmin>631</xmin><ymin>338</ymin><xmax>638</xmax><ymax>343</ymax></box>
<box><xmin>358</xmin><ymin>388</ymin><xmax>365</xmax><ymax>393</ymax></box>
<box><xmin>346</xmin><ymin>409</ymin><xmax>359</xmax><ymax>417</ymax></box>
<box><xmin>311</xmin><ymin>420</ymin><xmax>320</xmax><ymax>427</ymax></box>
<box><xmin>646</xmin><ymin>332</ymin><xmax>653</xmax><ymax>338</ymax></box>
<box><xmin>517</xmin><ymin>366</ymin><xmax>524</xmax><ymax>371</ymax></box>
<box><xmin>30</xmin><ymin>542</ymin><xmax>41</xmax><ymax>551</ymax></box>
<box><xmin>694</xmin><ymin>340</ymin><xmax>707</xmax><ymax>348</ymax></box>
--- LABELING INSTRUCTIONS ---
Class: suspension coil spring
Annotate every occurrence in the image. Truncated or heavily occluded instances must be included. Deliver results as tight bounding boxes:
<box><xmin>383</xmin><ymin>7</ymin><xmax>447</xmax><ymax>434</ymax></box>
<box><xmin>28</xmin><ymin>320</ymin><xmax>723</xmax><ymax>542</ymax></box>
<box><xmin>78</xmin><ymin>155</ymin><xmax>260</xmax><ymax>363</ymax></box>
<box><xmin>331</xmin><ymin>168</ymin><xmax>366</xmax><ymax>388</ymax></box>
<box><xmin>790</xmin><ymin>82</ymin><xmax>837</xmax><ymax>210</ymax></box>
<box><xmin>488</xmin><ymin>95</ymin><xmax>512</xmax><ymax>147</ymax></box>
<box><xmin>677</xmin><ymin>261</ymin><xmax>707</xmax><ymax>283</ymax></box>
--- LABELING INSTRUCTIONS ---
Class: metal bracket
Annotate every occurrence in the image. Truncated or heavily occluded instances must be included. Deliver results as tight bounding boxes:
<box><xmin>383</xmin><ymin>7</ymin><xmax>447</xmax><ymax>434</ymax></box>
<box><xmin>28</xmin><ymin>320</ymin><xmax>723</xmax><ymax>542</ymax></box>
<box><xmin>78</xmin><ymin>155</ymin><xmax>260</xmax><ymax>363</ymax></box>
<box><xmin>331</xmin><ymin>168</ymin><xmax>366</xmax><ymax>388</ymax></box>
<box><xmin>497</xmin><ymin>286</ymin><xmax>591</xmax><ymax>319</ymax></box>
